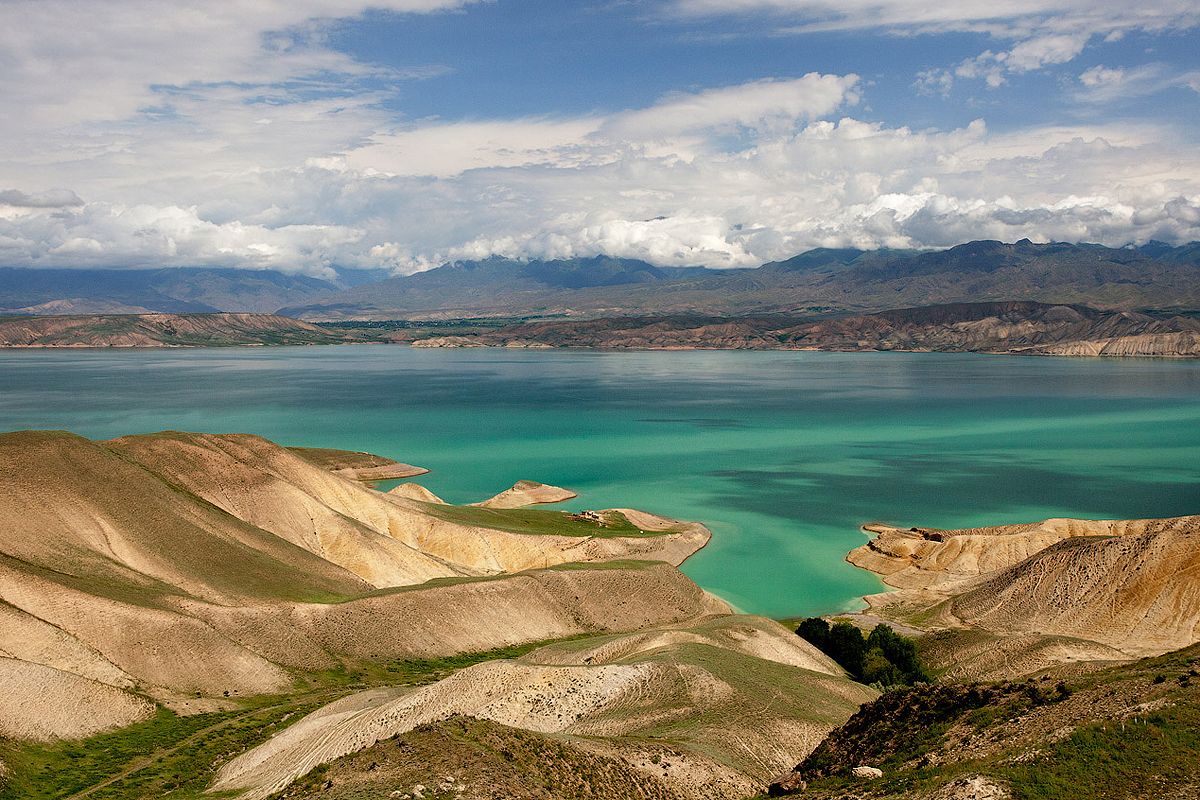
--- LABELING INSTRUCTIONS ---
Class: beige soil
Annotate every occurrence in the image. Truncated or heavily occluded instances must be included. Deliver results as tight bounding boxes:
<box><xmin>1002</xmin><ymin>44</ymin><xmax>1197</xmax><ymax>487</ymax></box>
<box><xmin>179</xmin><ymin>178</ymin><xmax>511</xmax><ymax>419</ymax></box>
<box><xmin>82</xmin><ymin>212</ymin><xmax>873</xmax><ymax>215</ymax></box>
<box><xmin>213</xmin><ymin>615</ymin><xmax>873</xmax><ymax>800</ymax></box>
<box><xmin>475</xmin><ymin>480</ymin><xmax>578</xmax><ymax>509</ymax></box>
<box><xmin>845</xmin><ymin>515</ymin><xmax>1200</xmax><ymax>678</ymax></box>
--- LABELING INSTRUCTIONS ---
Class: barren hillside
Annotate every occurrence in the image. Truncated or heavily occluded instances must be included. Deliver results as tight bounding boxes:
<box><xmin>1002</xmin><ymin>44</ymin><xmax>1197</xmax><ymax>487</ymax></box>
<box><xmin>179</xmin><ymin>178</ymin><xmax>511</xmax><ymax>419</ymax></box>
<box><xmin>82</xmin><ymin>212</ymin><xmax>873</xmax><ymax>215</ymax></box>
<box><xmin>0</xmin><ymin>430</ymin><xmax>715</xmax><ymax>739</ymax></box>
<box><xmin>845</xmin><ymin>515</ymin><xmax>1200</xmax><ymax>678</ymax></box>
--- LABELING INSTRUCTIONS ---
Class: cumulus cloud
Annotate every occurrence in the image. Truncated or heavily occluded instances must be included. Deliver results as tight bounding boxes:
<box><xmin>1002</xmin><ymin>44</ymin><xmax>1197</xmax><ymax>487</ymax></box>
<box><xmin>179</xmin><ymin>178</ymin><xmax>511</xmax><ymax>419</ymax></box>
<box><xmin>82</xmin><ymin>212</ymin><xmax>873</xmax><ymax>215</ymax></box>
<box><xmin>4</xmin><ymin>99</ymin><xmax>1200</xmax><ymax>272</ymax></box>
<box><xmin>0</xmin><ymin>189</ymin><xmax>84</xmax><ymax>208</ymax></box>
<box><xmin>1</xmin><ymin>1</ymin><xmax>1199</xmax><ymax>274</ymax></box>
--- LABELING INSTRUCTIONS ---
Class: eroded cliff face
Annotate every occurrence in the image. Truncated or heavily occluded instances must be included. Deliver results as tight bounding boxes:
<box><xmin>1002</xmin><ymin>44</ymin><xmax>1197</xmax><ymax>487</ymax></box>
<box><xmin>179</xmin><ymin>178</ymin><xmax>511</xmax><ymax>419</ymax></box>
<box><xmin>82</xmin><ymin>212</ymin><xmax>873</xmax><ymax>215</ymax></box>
<box><xmin>845</xmin><ymin>515</ymin><xmax>1200</xmax><ymax>677</ymax></box>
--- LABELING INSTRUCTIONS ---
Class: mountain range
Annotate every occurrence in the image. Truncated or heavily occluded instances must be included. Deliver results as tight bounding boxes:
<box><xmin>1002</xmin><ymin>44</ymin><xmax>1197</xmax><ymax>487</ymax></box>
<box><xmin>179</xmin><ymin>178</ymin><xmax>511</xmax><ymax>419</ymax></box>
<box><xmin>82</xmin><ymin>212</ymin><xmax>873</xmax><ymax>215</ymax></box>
<box><xmin>280</xmin><ymin>239</ymin><xmax>1200</xmax><ymax>320</ymax></box>
<box><xmin>2</xmin><ymin>240</ymin><xmax>1198</xmax><ymax>321</ymax></box>
<box><xmin>0</xmin><ymin>266</ymin><xmax>388</xmax><ymax>316</ymax></box>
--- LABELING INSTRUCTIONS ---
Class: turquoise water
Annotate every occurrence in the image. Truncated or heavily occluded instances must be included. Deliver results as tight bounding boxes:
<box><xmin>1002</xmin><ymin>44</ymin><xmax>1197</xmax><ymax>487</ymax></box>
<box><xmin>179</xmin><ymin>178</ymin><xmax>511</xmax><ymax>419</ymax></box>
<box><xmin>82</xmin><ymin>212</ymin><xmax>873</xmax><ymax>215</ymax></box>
<box><xmin>2</xmin><ymin>346</ymin><xmax>1199</xmax><ymax>617</ymax></box>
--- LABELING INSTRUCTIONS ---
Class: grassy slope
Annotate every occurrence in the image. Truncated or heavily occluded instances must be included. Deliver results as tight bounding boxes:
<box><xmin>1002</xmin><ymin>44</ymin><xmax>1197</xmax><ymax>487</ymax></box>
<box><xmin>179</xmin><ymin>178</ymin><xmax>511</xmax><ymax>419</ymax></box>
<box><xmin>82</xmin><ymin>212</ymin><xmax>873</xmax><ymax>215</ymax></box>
<box><xmin>421</xmin><ymin>504</ymin><xmax>663</xmax><ymax>538</ymax></box>
<box><xmin>285</xmin><ymin>446</ymin><xmax>401</xmax><ymax>471</ymax></box>
<box><xmin>776</xmin><ymin>643</ymin><xmax>1200</xmax><ymax>799</ymax></box>
<box><xmin>0</xmin><ymin>638</ymin><xmax>585</xmax><ymax>800</ymax></box>
<box><xmin>271</xmin><ymin>716</ymin><xmax>679</xmax><ymax>800</ymax></box>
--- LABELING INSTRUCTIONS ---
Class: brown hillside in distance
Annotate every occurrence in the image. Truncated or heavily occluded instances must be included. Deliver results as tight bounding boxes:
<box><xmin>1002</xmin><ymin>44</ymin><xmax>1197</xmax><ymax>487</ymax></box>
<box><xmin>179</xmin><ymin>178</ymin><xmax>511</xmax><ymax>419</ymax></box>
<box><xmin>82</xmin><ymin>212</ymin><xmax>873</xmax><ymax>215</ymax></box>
<box><xmin>0</xmin><ymin>312</ymin><xmax>355</xmax><ymax>347</ymax></box>
<box><xmin>411</xmin><ymin>302</ymin><xmax>1200</xmax><ymax>357</ymax></box>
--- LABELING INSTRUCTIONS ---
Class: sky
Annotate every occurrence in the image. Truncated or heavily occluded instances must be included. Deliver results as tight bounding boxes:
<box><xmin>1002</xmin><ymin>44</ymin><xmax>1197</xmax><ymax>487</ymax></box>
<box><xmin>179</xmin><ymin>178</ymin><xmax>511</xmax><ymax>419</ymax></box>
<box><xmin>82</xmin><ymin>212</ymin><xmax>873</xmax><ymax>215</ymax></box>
<box><xmin>0</xmin><ymin>0</ymin><xmax>1198</xmax><ymax>276</ymax></box>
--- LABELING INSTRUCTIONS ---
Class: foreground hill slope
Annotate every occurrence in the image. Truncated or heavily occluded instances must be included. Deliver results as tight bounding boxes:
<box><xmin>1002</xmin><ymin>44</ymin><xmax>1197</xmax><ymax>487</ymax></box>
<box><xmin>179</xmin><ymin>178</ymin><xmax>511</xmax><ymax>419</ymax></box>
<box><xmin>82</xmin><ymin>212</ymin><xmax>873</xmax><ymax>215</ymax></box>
<box><xmin>770</xmin><ymin>641</ymin><xmax>1200</xmax><ymax>799</ymax></box>
<box><xmin>412</xmin><ymin>302</ymin><xmax>1200</xmax><ymax>357</ymax></box>
<box><xmin>0</xmin><ymin>430</ymin><xmax>880</xmax><ymax>800</ymax></box>
<box><xmin>216</xmin><ymin>615</ymin><xmax>873</xmax><ymax>800</ymax></box>
<box><xmin>0</xmin><ymin>430</ymin><xmax>715</xmax><ymax>739</ymax></box>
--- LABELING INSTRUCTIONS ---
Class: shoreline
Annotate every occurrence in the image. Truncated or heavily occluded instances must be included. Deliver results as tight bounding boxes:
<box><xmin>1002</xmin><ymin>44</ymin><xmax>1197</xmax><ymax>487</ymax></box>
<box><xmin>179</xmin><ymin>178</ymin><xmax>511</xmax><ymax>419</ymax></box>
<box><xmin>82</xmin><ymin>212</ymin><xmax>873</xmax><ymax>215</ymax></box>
<box><xmin>2</xmin><ymin>339</ymin><xmax>1198</xmax><ymax>359</ymax></box>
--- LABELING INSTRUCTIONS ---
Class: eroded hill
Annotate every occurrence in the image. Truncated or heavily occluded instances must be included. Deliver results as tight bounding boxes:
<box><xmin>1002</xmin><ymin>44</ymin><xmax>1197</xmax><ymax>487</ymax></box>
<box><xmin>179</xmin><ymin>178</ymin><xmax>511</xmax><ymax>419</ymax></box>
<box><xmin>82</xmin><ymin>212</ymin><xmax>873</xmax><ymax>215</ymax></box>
<box><xmin>764</xmin><ymin>513</ymin><xmax>1200</xmax><ymax>798</ymax></box>
<box><xmin>0</xmin><ymin>429</ymin><xmax>878</xmax><ymax>800</ymax></box>
<box><xmin>845</xmin><ymin>515</ymin><xmax>1200</xmax><ymax>680</ymax></box>
<box><xmin>0</xmin><ymin>430</ymin><xmax>715</xmax><ymax>740</ymax></box>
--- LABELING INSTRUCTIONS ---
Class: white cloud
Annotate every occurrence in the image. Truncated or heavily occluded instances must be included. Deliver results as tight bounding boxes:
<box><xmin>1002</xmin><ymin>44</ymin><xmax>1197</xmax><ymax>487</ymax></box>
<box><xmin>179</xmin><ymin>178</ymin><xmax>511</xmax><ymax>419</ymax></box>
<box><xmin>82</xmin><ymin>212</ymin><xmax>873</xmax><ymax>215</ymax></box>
<box><xmin>1076</xmin><ymin>64</ymin><xmax>1200</xmax><ymax>102</ymax></box>
<box><xmin>342</xmin><ymin>74</ymin><xmax>861</xmax><ymax>178</ymax></box>
<box><xmin>667</xmin><ymin>0</ymin><xmax>1200</xmax><ymax>89</ymax></box>
<box><xmin>668</xmin><ymin>0</ymin><xmax>1199</xmax><ymax>36</ymax></box>
<box><xmin>4</xmin><ymin>103</ymin><xmax>1200</xmax><ymax>272</ymax></box>
<box><xmin>1</xmin><ymin>2</ymin><xmax>1198</xmax><ymax>274</ymax></box>
<box><xmin>0</xmin><ymin>189</ymin><xmax>84</xmax><ymax>209</ymax></box>
<box><xmin>600</xmin><ymin>75</ymin><xmax>860</xmax><ymax>140</ymax></box>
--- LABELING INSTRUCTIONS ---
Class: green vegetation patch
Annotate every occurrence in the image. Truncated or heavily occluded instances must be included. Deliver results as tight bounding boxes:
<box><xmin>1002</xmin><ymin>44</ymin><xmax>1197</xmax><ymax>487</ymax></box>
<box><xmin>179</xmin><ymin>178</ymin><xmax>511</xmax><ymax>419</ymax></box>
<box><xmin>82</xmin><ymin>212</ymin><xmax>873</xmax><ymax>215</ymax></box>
<box><xmin>421</xmin><ymin>503</ymin><xmax>666</xmax><ymax>538</ymax></box>
<box><xmin>0</xmin><ymin>696</ymin><xmax>331</xmax><ymax>800</ymax></box>
<box><xmin>773</xmin><ymin>644</ymin><xmax>1200</xmax><ymax>799</ymax></box>
<box><xmin>795</xmin><ymin>618</ymin><xmax>930</xmax><ymax>688</ymax></box>
<box><xmin>1000</xmin><ymin>701</ymin><xmax>1200</xmax><ymax>800</ymax></box>
<box><xmin>0</xmin><ymin>632</ymin><xmax>603</xmax><ymax>800</ymax></box>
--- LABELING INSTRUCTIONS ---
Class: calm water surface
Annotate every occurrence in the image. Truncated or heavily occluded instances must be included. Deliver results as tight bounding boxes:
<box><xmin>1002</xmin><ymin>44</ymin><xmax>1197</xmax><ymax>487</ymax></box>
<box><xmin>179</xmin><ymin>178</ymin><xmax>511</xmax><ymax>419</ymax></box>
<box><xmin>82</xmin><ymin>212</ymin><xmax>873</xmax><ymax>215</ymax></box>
<box><xmin>2</xmin><ymin>346</ymin><xmax>1199</xmax><ymax>617</ymax></box>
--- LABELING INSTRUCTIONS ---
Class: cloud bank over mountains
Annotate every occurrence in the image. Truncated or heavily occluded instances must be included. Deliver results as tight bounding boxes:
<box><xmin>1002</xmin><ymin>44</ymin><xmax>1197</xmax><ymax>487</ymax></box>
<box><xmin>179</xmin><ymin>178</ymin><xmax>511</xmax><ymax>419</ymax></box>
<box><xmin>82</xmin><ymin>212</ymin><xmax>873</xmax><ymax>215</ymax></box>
<box><xmin>0</xmin><ymin>0</ymin><xmax>1197</xmax><ymax>275</ymax></box>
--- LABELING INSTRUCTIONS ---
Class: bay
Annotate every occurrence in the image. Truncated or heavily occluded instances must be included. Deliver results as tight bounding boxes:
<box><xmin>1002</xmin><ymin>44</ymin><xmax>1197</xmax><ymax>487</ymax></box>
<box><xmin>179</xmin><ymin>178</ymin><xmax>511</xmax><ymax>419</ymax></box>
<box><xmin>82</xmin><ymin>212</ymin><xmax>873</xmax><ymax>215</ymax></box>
<box><xmin>2</xmin><ymin>345</ymin><xmax>1198</xmax><ymax>617</ymax></box>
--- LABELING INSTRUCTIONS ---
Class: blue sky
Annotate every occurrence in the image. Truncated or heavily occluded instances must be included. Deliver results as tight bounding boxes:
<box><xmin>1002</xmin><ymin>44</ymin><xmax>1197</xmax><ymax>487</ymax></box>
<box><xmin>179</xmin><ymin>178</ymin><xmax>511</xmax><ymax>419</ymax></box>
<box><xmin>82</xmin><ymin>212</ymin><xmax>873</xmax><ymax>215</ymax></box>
<box><xmin>0</xmin><ymin>0</ymin><xmax>1198</xmax><ymax>274</ymax></box>
<box><xmin>335</xmin><ymin>5</ymin><xmax>1199</xmax><ymax>132</ymax></box>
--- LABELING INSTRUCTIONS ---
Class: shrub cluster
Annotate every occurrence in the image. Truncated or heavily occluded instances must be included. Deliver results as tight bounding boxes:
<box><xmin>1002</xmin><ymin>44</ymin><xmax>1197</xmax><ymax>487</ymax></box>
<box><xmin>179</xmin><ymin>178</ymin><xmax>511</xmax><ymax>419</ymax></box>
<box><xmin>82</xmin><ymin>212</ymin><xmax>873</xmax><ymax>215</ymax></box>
<box><xmin>795</xmin><ymin>618</ymin><xmax>930</xmax><ymax>687</ymax></box>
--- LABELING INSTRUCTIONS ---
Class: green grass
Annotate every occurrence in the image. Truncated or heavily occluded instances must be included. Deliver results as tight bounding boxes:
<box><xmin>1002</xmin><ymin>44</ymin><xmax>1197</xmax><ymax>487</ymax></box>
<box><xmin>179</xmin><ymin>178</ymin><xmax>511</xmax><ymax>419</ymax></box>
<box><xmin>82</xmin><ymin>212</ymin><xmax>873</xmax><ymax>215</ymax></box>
<box><xmin>1000</xmin><ymin>698</ymin><xmax>1200</xmax><ymax>799</ymax></box>
<box><xmin>0</xmin><ymin>697</ymin><xmax>334</xmax><ymax>800</ymax></box>
<box><xmin>0</xmin><ymin>633</ymin><xmax>600</xmax><ymax>800</ymax></box>
<box><xmin>421</xmin><ymin>504</ymin><xmax>665</xmax><ymax>538</ymax></box>
<box><xmin>781</xmin><ymin>644</ymin><xmax>1200</xmax><ymax>800</ymax></box>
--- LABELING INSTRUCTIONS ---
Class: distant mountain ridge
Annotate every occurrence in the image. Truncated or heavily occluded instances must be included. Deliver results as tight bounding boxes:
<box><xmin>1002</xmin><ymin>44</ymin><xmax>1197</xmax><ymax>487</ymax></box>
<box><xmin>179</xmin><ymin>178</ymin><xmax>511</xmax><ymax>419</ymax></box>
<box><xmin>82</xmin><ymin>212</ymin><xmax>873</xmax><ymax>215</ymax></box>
<box><xmin>282</xmin><ymin>239</ymin><xmax>1200</xmax><ymax>320</ymax></box>
<box><xmin>0</xmin><ymin>266</ymin><xmax>385</xmax><ymax>315</ymax></box>
<box><xmin>3</xmin><ymin>240</ymin><xmax>1198</xmax><ymax>320</ymax></box>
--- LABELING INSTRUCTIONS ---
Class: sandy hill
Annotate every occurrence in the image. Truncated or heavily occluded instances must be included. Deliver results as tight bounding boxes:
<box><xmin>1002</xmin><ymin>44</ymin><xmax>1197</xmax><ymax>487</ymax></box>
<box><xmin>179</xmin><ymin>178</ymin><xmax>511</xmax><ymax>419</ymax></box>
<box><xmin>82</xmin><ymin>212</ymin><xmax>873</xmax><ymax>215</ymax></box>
<box><xmin>0</xmin><ymin>430</ymin><xmax>714</xmax><ymax>740</ymax></box>
<box><xmin>214</xmin><ymin>615</ymin><xmax>874</xmax><ymax>800</ymax></box>
<box><xmin>846</xmin><ymin>515</ymin><xmax>1200</xmax><ymax>679</ymax></box>
<box><xmin>475</xmin><ymin>479</ymin><xmax>578</xmax><ymax>509</ymax></box>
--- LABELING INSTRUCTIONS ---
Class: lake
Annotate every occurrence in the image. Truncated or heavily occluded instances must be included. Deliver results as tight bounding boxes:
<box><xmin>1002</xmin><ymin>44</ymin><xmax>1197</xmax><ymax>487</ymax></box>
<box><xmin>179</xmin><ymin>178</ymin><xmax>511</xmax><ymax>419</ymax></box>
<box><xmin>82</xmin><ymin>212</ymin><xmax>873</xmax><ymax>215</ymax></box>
<box><xmin>2</xmin><ymin>345</ymin><xmax>1198</xmax><ymax>617</ymax></box>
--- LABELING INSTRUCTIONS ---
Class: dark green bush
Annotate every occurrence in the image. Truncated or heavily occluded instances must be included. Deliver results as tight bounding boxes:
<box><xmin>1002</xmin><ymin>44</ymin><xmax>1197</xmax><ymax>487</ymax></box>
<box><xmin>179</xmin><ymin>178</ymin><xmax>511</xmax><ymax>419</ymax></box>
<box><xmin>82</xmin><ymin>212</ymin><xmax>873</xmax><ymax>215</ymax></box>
<box><xmin>794</xmin><ymin>618</ymin><xmax>928</xmax><ymax>687</ymax></box>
